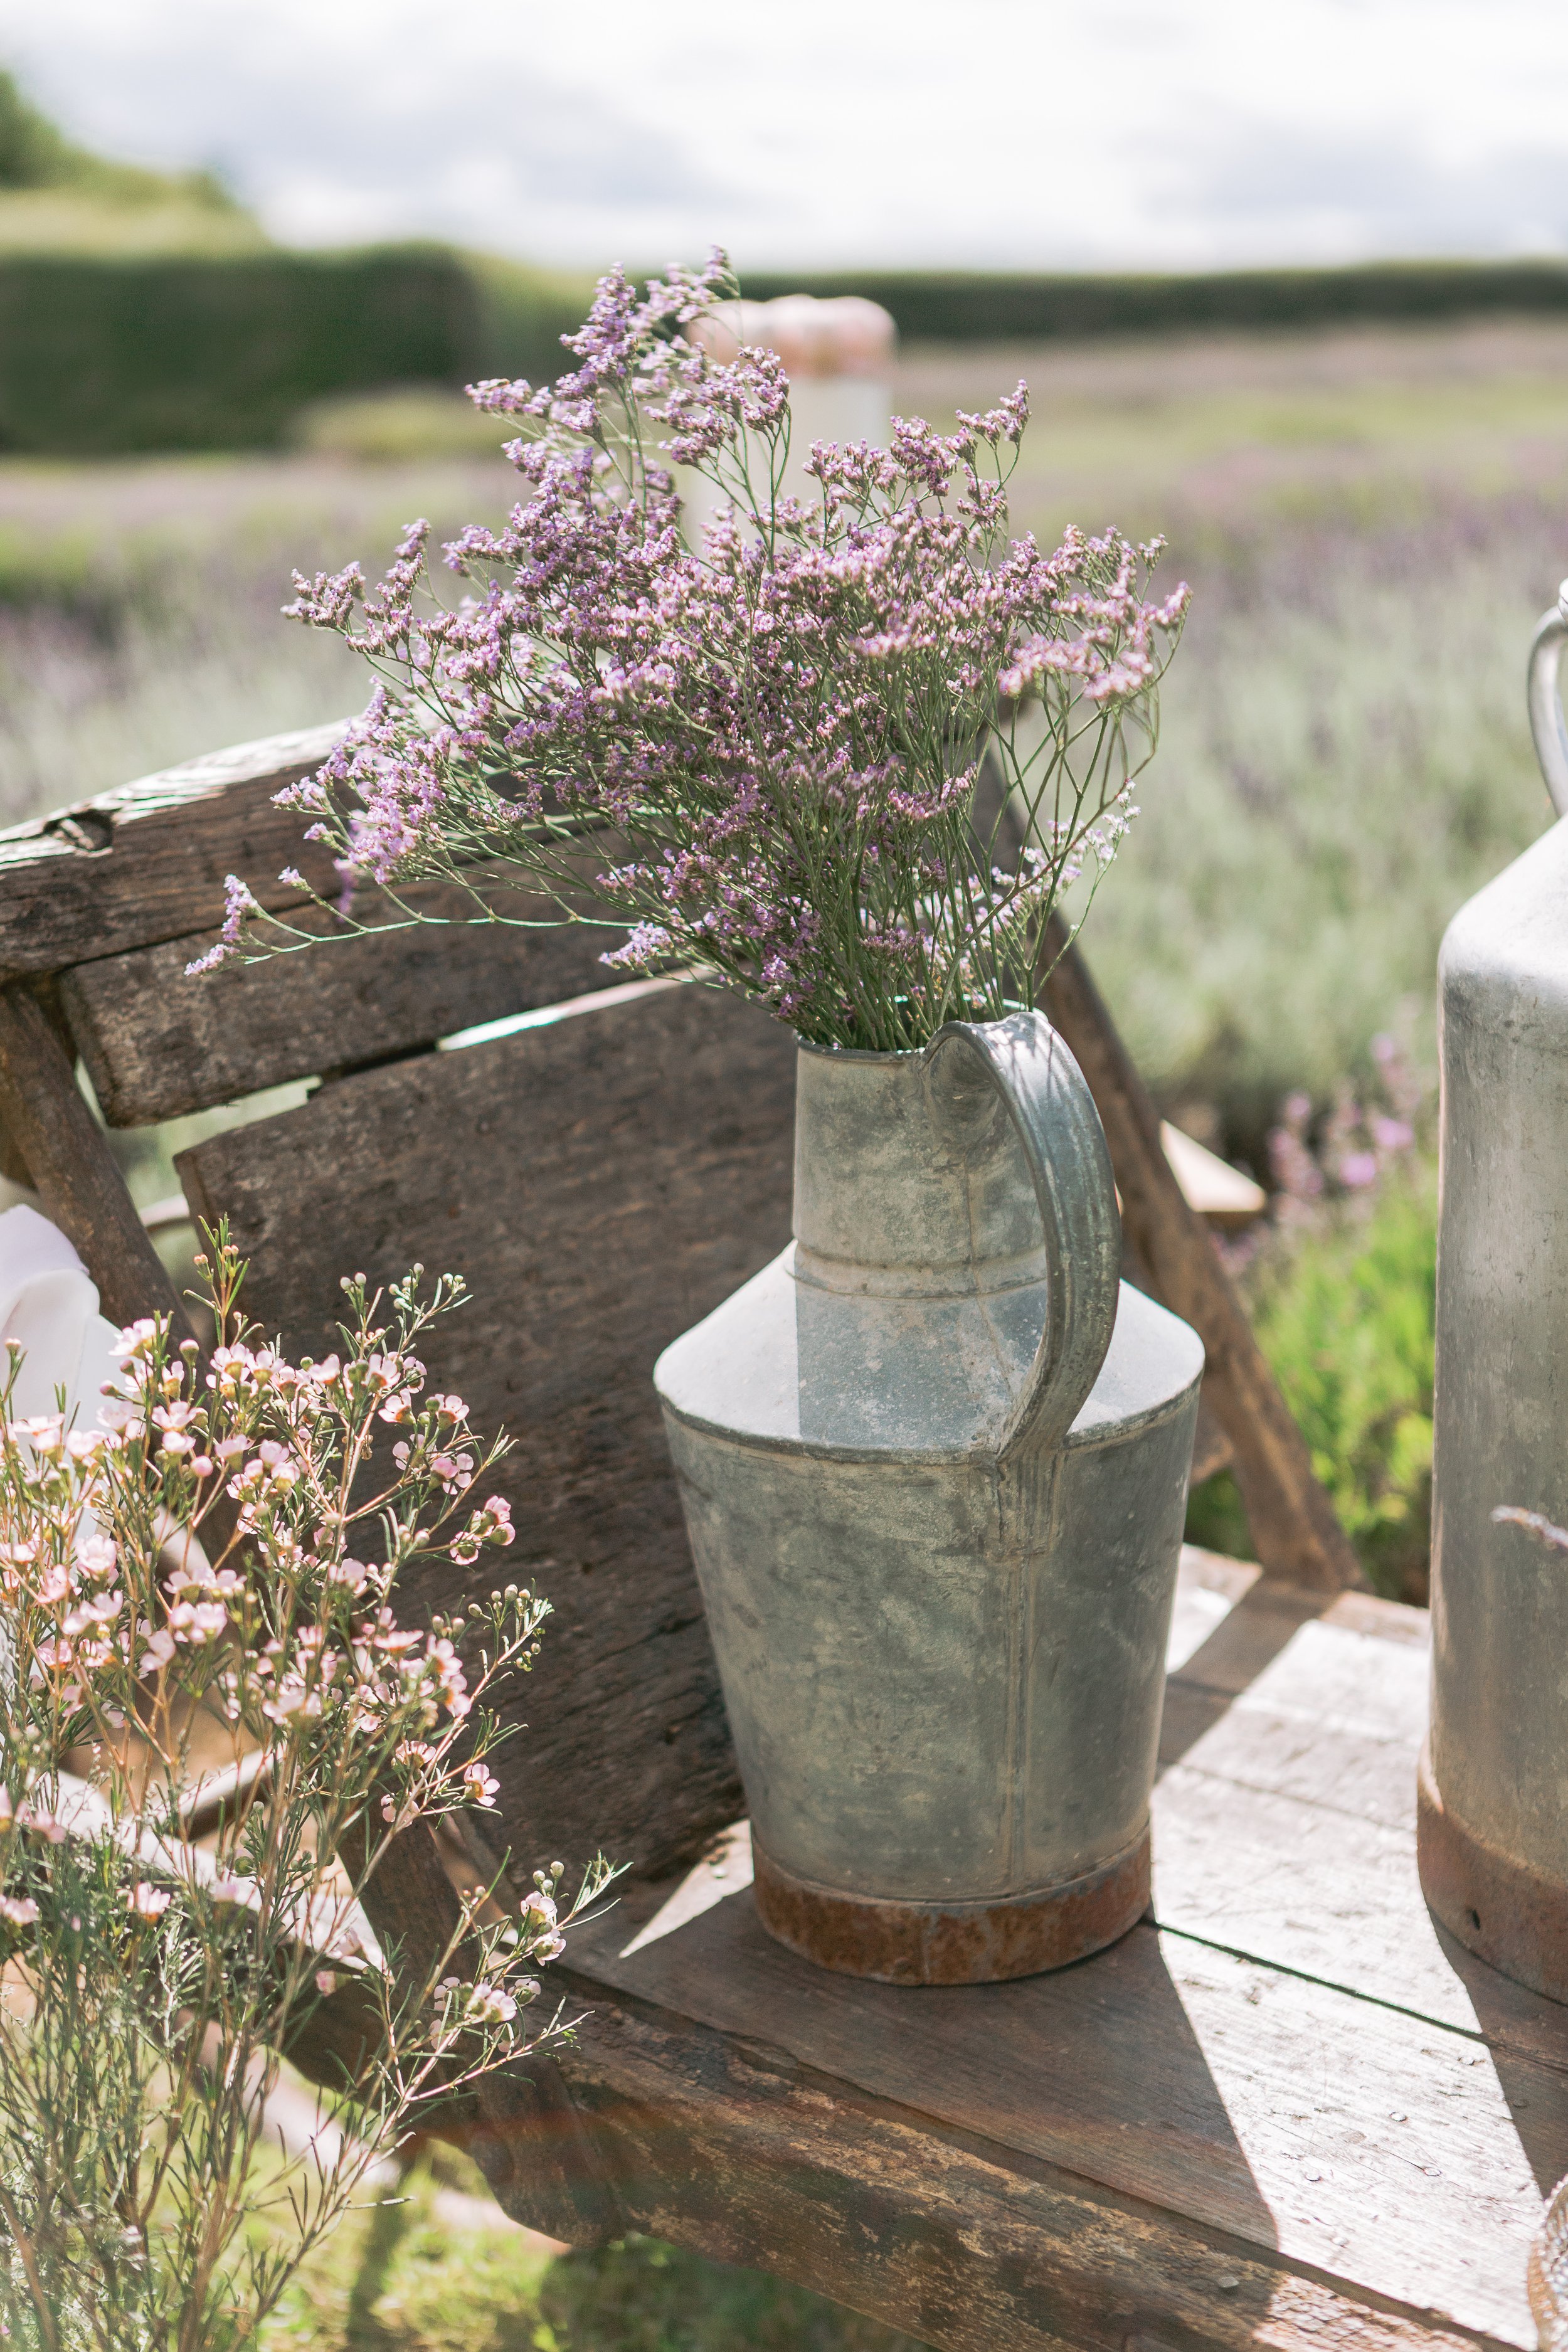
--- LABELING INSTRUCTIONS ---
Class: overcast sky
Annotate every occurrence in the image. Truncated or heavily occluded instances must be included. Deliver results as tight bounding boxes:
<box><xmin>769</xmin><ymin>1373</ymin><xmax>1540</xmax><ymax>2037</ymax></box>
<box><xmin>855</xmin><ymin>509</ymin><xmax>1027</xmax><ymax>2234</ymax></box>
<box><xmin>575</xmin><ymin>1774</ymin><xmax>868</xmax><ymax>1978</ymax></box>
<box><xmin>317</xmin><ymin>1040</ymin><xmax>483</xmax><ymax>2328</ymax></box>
<box><xmin>5</xmin><ymin>0</ymin><xmax>1568</xmax><ymax>274</ymax></box>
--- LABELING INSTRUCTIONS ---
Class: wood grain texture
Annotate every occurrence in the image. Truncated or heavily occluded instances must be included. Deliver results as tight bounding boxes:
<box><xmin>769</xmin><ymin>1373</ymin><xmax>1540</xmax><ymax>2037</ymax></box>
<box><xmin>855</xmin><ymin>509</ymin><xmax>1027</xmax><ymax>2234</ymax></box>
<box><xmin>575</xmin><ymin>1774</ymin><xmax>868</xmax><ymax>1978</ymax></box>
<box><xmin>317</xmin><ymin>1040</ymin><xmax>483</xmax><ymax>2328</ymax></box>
<box><xmin>544</xmin><ymin>1988</ymin><xmax>1502</xmax><ymax>2352</ymax></box>
<box><xmin>61</xmin><ymin>881</ymin><xmax>623</xmax><ymax>1126</ymax></box>
<box><xmin>556</xmin><ymin>1587</ymin><xmax>1560</xmax><ymax>2351</ymax></box>
<box><xmin>177</xmin><ymin>979</ymin><xmax>798</xmax><ymax>1886</ymax></box>
<box><xmin>1040</xmin><ymin>917</ymin><xmax>1364</xmax><ymax>1593</ymax></box>
<box><xmin>0</xmin><ymin>723</ymin><xmax>349</xmax><ymax>978</ymax></box>
<box><xmin>1153</xmin><ymin>1594</ymin><xmax>1568</xmax><ymax>2091</ymax></box>
<box><xmin>0</xmin><ymin>982</ymin><xmax>198</xmax><ymax>1335</ymax></box>
<box><xmin>564</xmin><ymin>1900</ymin><xmax>1552</xmax><ymax>2348</ymax></box>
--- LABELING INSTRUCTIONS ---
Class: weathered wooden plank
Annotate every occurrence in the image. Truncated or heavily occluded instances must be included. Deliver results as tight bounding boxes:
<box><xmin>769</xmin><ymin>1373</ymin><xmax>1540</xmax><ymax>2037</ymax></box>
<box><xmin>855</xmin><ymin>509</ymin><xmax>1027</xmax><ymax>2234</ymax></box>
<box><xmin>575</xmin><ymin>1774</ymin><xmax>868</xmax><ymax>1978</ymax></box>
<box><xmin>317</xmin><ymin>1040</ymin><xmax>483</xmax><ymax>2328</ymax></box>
<box><xmin>1151</xmin><ymin>1596</ymin><xmax>1568</xmax><ymax>2081</ymax></box>
<box><xmin>0</xmin><ymin>982</ymin><xmax>199</xmax><ymax>1335</ymax></box>
<box><xmin>177</xmin><ymin>979</ymin><xmax>798</xmax><ymax>1887</ymax></box>
<box><xmin>1169</xmin><ymin>1611</ymin><xmax>1429</xmax><ymax>1829</ymax></box>
<box><xmin>546</xmin><ymin>1986</ymin><xmax>1504</xmax><ymax>2352</ymax></box>
<box><xmin>548</xmin><ymin>1581</ymin><xmax>1560</xmax><ymax>2347</ymax></box>
<box><xmin>61</xmin><ymin>881</ymin><xmax>623</xmax><ymax>1126</ymax></box>
<box><xmin>1164</xmin><ymin>1545</ymin><xmax>1261</xmax><ymax>1669</ymax></box>
<box><xmin>0</xmin><ymin>722</ymin><xmax>349</xmax><ymax>978</ymax></box>
<box><xmin>1160</xmin><ymin>1571</ymin><xmax>1424</xmax><ymax>1725</ymax></box>
<box><xmin>561</xmin><ymin>1888</ymin><xmax>1554</xmax><ymax>2348</ymax></box>
<box><xmin>1040</xmin><ymin>916</ymin><xmax>1364</xmax><ymax>1592</ymax></box>
<box><xmin>1153</xmin><ymin>1761</ymin><xmax>1568</xmax><ymax>2084</ymax></box>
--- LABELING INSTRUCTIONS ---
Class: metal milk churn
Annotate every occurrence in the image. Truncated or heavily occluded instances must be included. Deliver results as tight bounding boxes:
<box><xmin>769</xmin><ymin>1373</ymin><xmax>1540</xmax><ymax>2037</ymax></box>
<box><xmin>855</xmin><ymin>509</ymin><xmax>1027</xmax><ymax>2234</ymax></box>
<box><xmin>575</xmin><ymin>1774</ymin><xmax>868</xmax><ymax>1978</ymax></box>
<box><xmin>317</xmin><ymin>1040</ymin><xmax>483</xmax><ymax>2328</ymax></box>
<box><xmin>655</xmin><ymin>1010</ymin><xmax>1204</xmax><ymax>1984</ymax></box>
<box><xmin>1420</xmin><ymin>580</ymin><xmax>1568</xmax><ymax>1999</ymax></box>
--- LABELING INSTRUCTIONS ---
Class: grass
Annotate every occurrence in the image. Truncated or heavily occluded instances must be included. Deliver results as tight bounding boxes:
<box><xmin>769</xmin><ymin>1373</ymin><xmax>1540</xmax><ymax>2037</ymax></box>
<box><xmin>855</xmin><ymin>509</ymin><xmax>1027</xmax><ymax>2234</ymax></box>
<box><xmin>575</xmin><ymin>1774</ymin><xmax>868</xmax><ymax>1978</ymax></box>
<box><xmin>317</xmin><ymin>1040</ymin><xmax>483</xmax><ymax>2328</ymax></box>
<box><xmin>0</xmin><ymin>188</ymin><xmax>267</xmax><ymax>255</ymax></box>
<box><xmin>258</xmin><ymin>2148</ymin><xmax>924</xmax><ymax>2352</ymax></box>
<box><xmin>941</xmin><ymin>315</ymin><xmax>1568</xmax><ymax>1142</ymax></box>
<box><xmin>1187</xmin><ymin>1166</ymin><xmax>1438</xmax><ymax>1599</ymax></box>
<box><xmin>0</xmin><ymin>450</ymin><xmax>520</xmax><ymax>817</ymax></box>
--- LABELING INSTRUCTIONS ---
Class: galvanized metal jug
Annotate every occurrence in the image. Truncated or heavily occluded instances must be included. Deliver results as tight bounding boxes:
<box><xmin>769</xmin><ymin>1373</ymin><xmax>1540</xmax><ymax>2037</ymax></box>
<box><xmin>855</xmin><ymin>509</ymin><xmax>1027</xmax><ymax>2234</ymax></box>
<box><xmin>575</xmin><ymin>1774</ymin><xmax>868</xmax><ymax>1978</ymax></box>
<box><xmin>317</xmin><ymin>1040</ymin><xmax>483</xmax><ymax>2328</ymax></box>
<box><xmin>1421</xmin><ymin>578</ymin><xmax>1568</xmax><ymax>2000</ymax></box>
<box><xmin>655</xmin><ymin>1010</ymin><xmax>1204</xmax><ymax>1984</ymax></box>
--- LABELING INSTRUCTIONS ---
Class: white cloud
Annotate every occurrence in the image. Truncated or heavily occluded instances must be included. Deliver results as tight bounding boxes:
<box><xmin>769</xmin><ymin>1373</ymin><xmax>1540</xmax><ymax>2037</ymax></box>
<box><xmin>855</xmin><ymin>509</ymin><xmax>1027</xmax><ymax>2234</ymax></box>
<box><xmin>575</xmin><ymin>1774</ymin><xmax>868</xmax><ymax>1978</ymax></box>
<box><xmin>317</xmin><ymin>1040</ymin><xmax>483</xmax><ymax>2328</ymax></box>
<box><xmin>4</xmin><ymin>0</ymin><xmax>1568</xmax><ymax>270</ymax></box>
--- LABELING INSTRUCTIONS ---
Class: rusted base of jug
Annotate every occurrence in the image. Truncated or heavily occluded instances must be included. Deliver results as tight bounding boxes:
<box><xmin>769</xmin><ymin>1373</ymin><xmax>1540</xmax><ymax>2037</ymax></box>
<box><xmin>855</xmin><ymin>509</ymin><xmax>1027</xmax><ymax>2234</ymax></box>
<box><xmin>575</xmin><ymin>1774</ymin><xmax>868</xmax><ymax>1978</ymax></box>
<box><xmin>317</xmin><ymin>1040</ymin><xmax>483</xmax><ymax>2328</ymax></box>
<box><xmin>1417</xmin><ymin>1740</ymin><xmax>1568</xmax><ymax>2005</ymax></box>
<box><xmin>751</xmin><ymin>1828</ymin><xmax>1150</xmax><ymax>1986</ymax></box>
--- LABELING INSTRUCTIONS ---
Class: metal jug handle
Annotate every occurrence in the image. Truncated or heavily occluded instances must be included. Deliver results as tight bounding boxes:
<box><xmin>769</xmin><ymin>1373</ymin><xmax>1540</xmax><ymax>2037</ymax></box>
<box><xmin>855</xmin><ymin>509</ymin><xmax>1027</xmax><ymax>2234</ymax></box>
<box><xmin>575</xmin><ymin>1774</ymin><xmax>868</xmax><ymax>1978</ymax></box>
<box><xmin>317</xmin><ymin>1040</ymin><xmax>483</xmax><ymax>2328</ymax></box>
<box><xmin>1528</xmin><ymin>579</ymin><xmax>1568</xmax><ymax>819</ymax></box>
<box><xmin>926</xmin><ymin>1010</ymin><xmax>1121</xmax><ymax>1459</ymax></box>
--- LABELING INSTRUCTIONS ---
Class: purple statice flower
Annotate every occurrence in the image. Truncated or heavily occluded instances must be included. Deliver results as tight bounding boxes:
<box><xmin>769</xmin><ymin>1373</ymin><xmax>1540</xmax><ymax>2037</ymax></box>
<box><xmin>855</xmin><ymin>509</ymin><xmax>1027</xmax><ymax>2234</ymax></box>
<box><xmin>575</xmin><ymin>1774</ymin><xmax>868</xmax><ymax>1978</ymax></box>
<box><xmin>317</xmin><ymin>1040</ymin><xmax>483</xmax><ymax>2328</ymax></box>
<box><xmin>223</xmin><ymin>251</ymin><xmax>1187</xmax><ymax>1051</ymax></box>
<box><xmin>185</xmin><ymin>876</ymin><xmax>259</xmax><ymax>975</ymax></box>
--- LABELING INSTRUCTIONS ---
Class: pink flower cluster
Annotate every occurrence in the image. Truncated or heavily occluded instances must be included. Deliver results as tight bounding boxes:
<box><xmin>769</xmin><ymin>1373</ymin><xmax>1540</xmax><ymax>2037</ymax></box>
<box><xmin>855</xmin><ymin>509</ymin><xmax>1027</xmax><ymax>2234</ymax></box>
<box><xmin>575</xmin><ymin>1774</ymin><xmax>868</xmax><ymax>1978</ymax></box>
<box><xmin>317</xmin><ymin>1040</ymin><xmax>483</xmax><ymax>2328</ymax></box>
<box><xmin>0</xmin><ymin>1263</ymin><xmax>524</xmax><ymax>1844</ymax></box>
<box><xmin>1268</xmin><ymin>1031</ymin><xmax>1424</xmax><ymax>1221</ymax></box>
<box><xmin>214</xmin><ymin>253</ymin><xmax>1187</xmax><ymax>1052</ymax></box>
<box><xmin>0</xmin><ymin>1246</ymin><xmax>612</xmax><ymax>2284</ymax></box>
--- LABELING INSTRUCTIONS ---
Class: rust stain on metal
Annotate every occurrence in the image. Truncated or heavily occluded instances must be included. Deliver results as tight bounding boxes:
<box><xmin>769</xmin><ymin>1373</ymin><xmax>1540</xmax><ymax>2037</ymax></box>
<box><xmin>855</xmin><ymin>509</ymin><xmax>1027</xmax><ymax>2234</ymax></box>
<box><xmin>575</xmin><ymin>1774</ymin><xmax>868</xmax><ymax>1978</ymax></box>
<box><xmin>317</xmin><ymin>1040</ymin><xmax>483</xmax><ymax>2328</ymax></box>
<box><xmin>1417</xmin><ymin>1740</ymin><xmax>1568</xmax><ymax>2006</ymax></box>
<box><xmin>751</xmin><ymin>1830</ymin><xmax>1150</xmax><ymax>1986</ymax></box>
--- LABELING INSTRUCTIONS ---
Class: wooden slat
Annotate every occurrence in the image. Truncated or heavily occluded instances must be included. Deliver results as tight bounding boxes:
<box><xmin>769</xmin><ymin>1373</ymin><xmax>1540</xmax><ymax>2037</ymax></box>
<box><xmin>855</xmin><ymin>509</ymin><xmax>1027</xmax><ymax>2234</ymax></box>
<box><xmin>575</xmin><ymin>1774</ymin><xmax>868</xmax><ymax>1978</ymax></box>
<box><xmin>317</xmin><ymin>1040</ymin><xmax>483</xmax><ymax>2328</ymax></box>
<box><xmin>1040</xmin><ymin>917</ymin><xmax>1364</xmax><ymax>1592</ymax></box>
<box><xmin>1154</xmin><ymin>1764</ymin><xmax>1568</xmax><ymax>2077</ymax></box>
<box><xmin>0</xmin><ymin>982</ymin><xmax>199</xmax><ymax>1335</ymax></box>
<box><xmin>557</xmin><ymin>1589</ymin><xmax>1560</xmax><ymax>2351</ymax></box>
<box><xmin>1153</xmin><ymin>1584</ymin><xmax>1568</xmax><ymax>2079</ymax></box>
<box><xmin>565</xmin><ymin>1902</ymin><xmax>1554</xmax><ymax>2348</ymax></box>
<box><xmin>0</xmin><ymin>722</ymin><xmax>350</xmax><ymax>979</ymax></box>
<box><xmin>176</xmin><ymin>980</ymin><xmax>798</xmax><ymax>1887</ymax></box>
<box><xmin>61</xmin><ymin>882</ymin><xmax>623</xmax><ymax>1126</ymax></box>
<box><xmin>546</xmin><ymin>1991</ymin><xmax>1493</xmax><ymax>2352</ymax></box>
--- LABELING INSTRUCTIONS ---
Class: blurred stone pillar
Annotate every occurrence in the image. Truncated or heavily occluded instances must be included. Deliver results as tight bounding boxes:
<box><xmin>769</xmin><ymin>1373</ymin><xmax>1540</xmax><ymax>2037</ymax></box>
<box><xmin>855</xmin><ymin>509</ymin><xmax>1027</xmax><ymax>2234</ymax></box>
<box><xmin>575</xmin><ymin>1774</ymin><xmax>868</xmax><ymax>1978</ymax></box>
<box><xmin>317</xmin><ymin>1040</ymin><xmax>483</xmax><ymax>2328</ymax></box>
<box><xmin>678</xmin><ymin>293</ymin><xmax>896</xmax><ymax>549</ymax></box>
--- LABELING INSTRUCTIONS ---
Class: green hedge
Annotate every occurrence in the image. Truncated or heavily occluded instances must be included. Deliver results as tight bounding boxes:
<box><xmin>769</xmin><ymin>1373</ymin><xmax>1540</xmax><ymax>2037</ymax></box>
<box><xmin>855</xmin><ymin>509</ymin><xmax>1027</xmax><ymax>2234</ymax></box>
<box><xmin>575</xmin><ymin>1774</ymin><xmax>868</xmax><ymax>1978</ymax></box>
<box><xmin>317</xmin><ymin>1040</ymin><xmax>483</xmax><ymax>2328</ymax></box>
<box><xmin>738</xmin><ymin>258</ymin><xmax>1568</xmax><ymax>343</ymax></box>
<box><xmin>463</xmin><ymin>250</ymin><xmax>595</xmax><ymax>386</ymax></box>
<box><xmin>0</xmin><ymin>246</ymin><xmax>588</xmax><ymax>455</ymax></box>
<box><xmin>8</xmin><ymin>249</ymin><xmax>1568</xmax><ymax>455</ymax></box>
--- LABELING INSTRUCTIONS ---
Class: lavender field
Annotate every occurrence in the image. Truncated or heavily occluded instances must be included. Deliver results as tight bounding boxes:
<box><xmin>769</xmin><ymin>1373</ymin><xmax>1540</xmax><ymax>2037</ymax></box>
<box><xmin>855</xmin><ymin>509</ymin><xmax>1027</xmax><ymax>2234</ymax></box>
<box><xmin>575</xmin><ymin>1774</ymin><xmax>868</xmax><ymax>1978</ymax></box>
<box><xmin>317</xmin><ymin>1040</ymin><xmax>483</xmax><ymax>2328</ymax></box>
<box><xmin>2</xmin><ymin>315</ymin><xmax>1564</xmax><ymax>1139</ymax></box>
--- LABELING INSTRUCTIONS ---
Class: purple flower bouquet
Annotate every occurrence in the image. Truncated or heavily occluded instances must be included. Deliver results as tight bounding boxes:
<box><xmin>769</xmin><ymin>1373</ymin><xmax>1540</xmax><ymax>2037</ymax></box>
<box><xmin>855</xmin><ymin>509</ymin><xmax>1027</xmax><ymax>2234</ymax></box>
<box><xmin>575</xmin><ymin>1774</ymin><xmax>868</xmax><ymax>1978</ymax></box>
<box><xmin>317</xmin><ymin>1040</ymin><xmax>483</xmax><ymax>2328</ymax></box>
<box><xmin>212</xmin><ymin>253</ymin><xmax>1187</xmax><ymax>1054</ymax></box>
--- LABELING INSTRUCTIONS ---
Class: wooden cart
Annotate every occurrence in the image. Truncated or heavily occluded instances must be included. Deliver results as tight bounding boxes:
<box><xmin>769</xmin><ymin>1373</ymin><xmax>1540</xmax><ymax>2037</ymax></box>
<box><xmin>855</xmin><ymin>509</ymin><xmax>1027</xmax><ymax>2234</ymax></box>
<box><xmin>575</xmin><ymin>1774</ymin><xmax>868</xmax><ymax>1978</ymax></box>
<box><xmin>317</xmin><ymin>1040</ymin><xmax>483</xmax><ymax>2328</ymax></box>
<box><xmin>0</xmin><ymin>723</ymin><xmax>1555</xmax><ymax>2352</ymax></box>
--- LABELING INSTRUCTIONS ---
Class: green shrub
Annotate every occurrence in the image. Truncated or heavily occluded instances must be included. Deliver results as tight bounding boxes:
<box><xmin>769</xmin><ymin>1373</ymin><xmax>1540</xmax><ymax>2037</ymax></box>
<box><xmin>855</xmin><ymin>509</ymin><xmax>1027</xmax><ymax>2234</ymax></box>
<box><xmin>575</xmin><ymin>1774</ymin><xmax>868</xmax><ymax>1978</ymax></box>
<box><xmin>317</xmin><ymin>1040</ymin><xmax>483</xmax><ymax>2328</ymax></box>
<box><xmin>0</xmin><ymin>247</ymin><xmax>587</xmax><ymax>455</ymax></box>
<box><xmin>11</xmin><ymin>247</ymin><xmax>1568</xmax><ymax>456</ymax></box>
<box><xmin>463</xmin><ymin>248</ymin><xmax>596</xmax><ymax>382</ymax></box>
<box><xmin>1187</xmin><ymin>1173</ymin><xmax>1437</xmax><ymax>1599</ymax></box>
<box><xmin>0</xmin><ymin>246</ymin><xmax>478</xmax><ymax>452</ymax></box>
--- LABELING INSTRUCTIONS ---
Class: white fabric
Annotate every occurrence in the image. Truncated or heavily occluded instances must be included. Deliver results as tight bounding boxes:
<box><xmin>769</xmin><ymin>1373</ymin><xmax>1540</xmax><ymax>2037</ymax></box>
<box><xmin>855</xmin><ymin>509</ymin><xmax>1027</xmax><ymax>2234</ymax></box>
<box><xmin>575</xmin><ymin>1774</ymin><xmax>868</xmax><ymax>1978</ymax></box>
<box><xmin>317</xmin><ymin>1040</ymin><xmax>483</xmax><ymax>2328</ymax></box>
<box><xmin>0</xmin><ymin>1205</ymin><xmax>122</xmax><ymax>1430</ymax></box>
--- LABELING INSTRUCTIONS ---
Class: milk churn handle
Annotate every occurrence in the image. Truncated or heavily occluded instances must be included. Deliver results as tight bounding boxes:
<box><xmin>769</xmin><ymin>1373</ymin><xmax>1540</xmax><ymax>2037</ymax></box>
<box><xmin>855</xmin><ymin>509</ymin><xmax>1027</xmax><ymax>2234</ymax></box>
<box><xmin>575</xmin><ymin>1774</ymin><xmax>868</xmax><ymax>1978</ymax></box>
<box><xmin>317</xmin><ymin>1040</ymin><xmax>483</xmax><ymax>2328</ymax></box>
<box><xmin>1528</xmin><ymin>579</ymin><xmax>1568</xmax><ymax>820</ymax></box>
<box><xmin>926</xmin><ymin>1011</ymin><xmax>1121</xmax><ymax>1459</ymax></box>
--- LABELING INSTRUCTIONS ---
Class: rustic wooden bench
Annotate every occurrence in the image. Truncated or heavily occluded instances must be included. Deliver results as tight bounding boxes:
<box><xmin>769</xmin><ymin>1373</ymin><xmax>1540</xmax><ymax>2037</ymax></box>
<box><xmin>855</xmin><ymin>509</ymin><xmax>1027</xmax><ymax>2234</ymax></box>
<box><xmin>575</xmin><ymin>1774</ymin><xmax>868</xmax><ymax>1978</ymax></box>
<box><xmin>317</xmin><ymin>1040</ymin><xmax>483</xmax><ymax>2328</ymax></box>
<box><xmin>0</xmin><ymin>723</ymin><xmax>1556</xmax><ymax>2352</ymax></box>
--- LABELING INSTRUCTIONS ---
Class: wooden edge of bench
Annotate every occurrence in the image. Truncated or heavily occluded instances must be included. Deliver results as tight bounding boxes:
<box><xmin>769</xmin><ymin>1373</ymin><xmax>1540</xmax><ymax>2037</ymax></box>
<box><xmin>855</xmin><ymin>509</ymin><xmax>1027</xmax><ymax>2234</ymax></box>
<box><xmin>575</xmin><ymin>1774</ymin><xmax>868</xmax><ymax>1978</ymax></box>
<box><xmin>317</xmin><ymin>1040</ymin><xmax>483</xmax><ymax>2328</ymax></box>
<box><xmin>0</xmin><ymin>721</ymin><xmax>354</xmax><ymax>865</ymax></box>
<box><xmin>532</xmin><ymin>1972</ymin><xmax>1495</xmax><ymax>2352</ymax></box>
<box><xmin>0</xmin><ymin>721</ymin><xmax>356</xmax><ymax>977</ymax></box>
